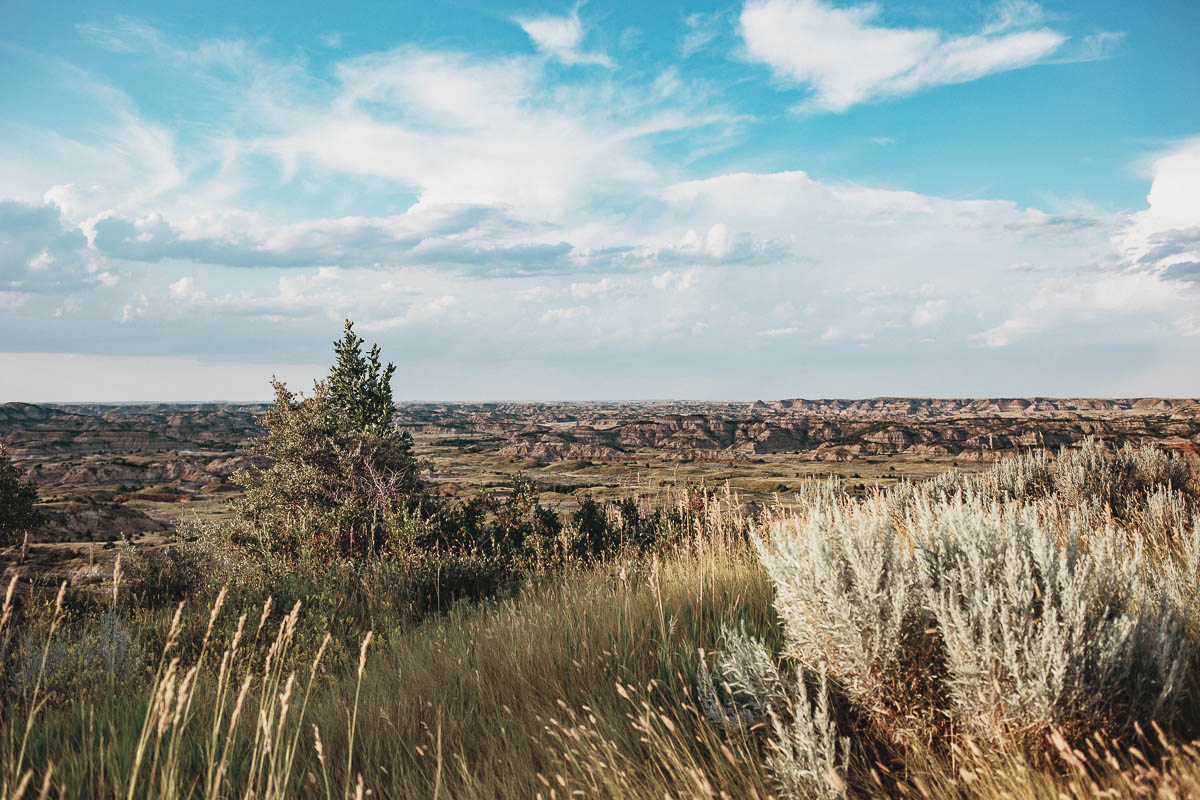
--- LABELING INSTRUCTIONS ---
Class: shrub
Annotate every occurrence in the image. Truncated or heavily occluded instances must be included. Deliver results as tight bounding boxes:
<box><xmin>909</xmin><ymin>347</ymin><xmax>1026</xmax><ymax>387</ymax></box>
<box><xmin>750</xmin><ymin>449</ymin><xmax>1197</xmax><ymax>754</ymax></box>
<box><xmin>233</xmin><ymin>321</ymin><xmax>425</xmax><ymax>559</ymax></box>
<box><xmin>0</xmin><ymin>440</ymin><xmax>42</xmax><ymax>546</ymax></box>
<box><xmin>756</xmin><ymin>497</ymin><xmax>935</xmax><ymax>743</ymax></box>
<box><xmin>698</xmin><ymin>624</ymin><xmax>850</xmax><ymax>799</ymax></box>
<box><xmin>117</xmin><ymin>540</ymin><xmax>205</xmax><ymax>606</ymax></box>
<box><xmin>572</xmin><ymin>496</ymin><xmax>616</xmax><ymax>561</ymax></box>
<box><xmin>977</xmin><ymin>438</ymin><xmax>1197</xmax><ymax>517</ymax></box>
<box><xmin>698</xmin><ymin>624</ymin><xmax>790</xmax><ymax>733</ymax></box>
<box><xmin>917</xmin><ymin>499</ymin><xmax>1191</xmax><ymax>746</ymax></box>
<box><xmin>9</xmin><ymin>611</ymin><xmax>144</xmax><ymax>701</ymax></box>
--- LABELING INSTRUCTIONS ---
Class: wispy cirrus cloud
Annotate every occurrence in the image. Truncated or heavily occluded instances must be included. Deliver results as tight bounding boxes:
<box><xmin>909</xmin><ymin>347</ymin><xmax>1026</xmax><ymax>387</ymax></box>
<box><xmin>739</xmin><ymin>0</ymin><xmax>1066</xmax><ymax>112</ymax></box>
<box><xmin>517</xmin><ymin>10</ymin><xmax>612</xmax><ymax>67</ymax></box>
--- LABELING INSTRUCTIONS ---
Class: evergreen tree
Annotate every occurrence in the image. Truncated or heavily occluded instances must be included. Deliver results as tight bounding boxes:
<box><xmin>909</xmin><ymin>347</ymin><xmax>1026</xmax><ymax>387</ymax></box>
<box><xmin>0</xmin><ymin>441</ymin><xmax>42</xmax><ymax>546</ymax></box>
<box><xmin>328</xmin><ymin>320</ymin><xmax>397</xmax><ymax>432</ymax></box>
<box><xmin>234</xmin><ymin>321</ymin><xmax>424</xmax><ymax>558</ymax></box>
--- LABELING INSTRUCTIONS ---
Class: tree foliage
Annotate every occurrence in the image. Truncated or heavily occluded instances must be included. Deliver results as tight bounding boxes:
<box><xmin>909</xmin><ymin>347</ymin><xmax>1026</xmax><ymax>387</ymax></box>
<box><xmin>328</xmin><ymin>322</ymin><xmax>397</xmax><ymax>432</ymax></box>
<box><xmin>234</xmin><ymin>320</ymin><xmax>424</xmax><ymax>558</ymax></box>
<box><xmin>0</xmin><ymin>440</ymin><xmax>42</xmax><ymax>546</ymax></box>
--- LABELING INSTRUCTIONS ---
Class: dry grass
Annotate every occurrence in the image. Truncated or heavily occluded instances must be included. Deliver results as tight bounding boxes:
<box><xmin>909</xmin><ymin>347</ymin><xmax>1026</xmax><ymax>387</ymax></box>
<box><xmin>3</xmin><ymin>444</ymin><xmax>1200</xmax><ymax>798</ymax></box>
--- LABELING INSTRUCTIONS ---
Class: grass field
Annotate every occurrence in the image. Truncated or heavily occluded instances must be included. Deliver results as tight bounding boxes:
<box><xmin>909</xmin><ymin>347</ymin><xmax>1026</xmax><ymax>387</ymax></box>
<box><xmin>3</xmin><ymin>441</ymin><xmax>1199</xmax><ymax>798</ymax></box>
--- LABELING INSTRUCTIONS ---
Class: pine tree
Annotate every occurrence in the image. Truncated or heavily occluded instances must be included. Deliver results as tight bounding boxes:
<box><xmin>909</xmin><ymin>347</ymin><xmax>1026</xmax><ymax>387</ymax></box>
<box><xmin>0</xmin><ymin>441</ymin><xmax>42</xmax><ymax>546</ymax></box>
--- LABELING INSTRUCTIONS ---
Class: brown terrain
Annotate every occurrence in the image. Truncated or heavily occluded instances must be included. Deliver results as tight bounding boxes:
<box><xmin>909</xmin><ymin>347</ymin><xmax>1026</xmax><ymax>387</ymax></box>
<box><xmin>2</xmin><ymin>397</ymin><xmax>1198</xmax><ymax>554</ymax></box>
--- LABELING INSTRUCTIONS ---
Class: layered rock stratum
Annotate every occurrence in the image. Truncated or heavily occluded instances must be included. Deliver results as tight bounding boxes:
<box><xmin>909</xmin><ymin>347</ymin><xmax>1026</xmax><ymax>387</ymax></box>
<box><xmin>3</xmin><ymin>398</ymin><xmax>1197</xmax><ymax>463</ymax></box>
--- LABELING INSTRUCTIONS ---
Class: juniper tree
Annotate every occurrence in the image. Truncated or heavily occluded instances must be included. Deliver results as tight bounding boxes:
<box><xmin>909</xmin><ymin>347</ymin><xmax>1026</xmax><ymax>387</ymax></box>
<box><xmin>0</xmin><ymin>440</ymin><xmax>42</xmax><ymax>546</ymax></box>
<box><xmin>329</xmin><ymin>320</ymin><xmax>397</xmax><ymax>432</ymax></box>
<box><xmin>234</xmin><ymin>321</ymin><xmax>424</xmax><ymax>558</ymax></box>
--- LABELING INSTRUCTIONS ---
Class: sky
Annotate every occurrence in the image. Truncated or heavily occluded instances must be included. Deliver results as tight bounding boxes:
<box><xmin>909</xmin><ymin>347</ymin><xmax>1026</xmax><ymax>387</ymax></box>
<box><xmin>0</xmin><ymin>0</ymin><xmax>1198</xmax><ymax>401</ymax></box>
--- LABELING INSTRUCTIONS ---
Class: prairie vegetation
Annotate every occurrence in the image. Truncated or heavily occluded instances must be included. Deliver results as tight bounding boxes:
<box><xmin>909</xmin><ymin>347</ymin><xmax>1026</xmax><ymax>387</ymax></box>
<box><xmin>2</xmin><ymin>438</ymin><xmax>1199</xmax><ymax>798</ymax></box>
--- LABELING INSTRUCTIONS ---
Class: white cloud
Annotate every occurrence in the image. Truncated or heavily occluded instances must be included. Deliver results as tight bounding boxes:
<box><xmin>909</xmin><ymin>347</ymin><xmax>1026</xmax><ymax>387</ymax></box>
<box><xmin>0</xmin><ymin>291</ymin><xmax>29</xmax><ymax>310</ymax></box>
<box><xmin>169</xmin><ymin>276</ymin><xmax>207</xmax><ymax>302</ymax></box>
<box><xmin>359</xmin><ymin>295</ymin><xmax>457</xmax><ymax>332</ymax></box>
<box><xmin>263</xmin><ymin>47</ymin><xmax>731</xmax><ymax>221</ymax></box>
<box><xmin>0</xmin><ymin>200</ymin><xmax>94</xmax><ymax>293</ymax></box>
<box><xmin>1111</xmin><ymin>138</ymin><xmax>1200</xmax><ymax>289</ymax></box>
<box><xmin>518</xmin><ymin>11</ymin><xmax>612</xmax><ymax>67</ymax></box>
<box><xmin>682</xmin><ymin>11</ymin><xmax>724</xmax><ymax>56</ymax></box>
<box><xmin>975</xmin><ymin>272</ymin><xmax>1185</xmax><ymax>348</ymax></box>
<box><xmin>513</xmin><ymin>285</ymin><xmax>556</xmax><ymax>302</ymax></box>
<box><xmin>975</xmin><ymin>139</ymin><xmax>1200</xmax><ymax>349</ymax></box>
<box><xmin>739</xmin><ymin>0</ymin><xmax>1065</xmax><ymax>112</ymax></box>
<box><xmin>819</xmin><ymin>326</ymin><xmax>846</xmax><ymax>342</ymax></box>
<box><xmin>911</xmin><ymin>299</ymin><xmax>947</xmax><ymax>327</ymax></box>
<box><xmin>0</xmin><ymin>20</ymin><xmax>1194</xmax><ymax>398</ymax></box>
<box><xmin>53</xmin><ymin>296</ymin><xmax>83</xmax><ymax>317</ymax></box>
<box><xmin>982</xmin><ymin>1</ymin><xmax>1047</xmax><ymax>35</ymax></box>
<box><xmin>1070</xmin><ymin>31</ymin><xmax>1125</xmax><ymax>63</ymax></box>
<box><xmin>541</xmin><ymin>305</ymin><xmax>592</xmax><ymax>323</ymax></box>
<box><xmin>651</xmin><ymin>270</ymin><xmax>697</xmax><ymax>293</ymax></box>
<box><xmin>570</xmin><ymin>277</ymin><xmax>616</xmax><ymax>298</ymax></box>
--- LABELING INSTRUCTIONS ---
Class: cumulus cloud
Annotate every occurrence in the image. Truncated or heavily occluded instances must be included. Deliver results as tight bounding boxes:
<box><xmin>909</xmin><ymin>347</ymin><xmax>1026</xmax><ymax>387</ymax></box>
<box><xmin>739</xmin><ymin>0</ymin><xmax>1065</xmax><ymax>112</ymax></box>
<box><xmin>518</xmin><ymin>11</ymin><xmax>612</xmax><ymax>67</ymax></box>
<box><xmin>975</xmin><ymin>272</ymin><xmax>1187</xmax><ymax>348</ymax></box>
<box><xmin>651</xmin><ymin>270</ymin><xmax>697</xmax><ymax>293</ymax></box>
<box><xmin>974</xmin><ymin>138</ymin><xmax>1200</xmax><ymax>349</ymax></box>
<box><xmin>168</xmin><ymin>276</ymin><xmax>206</xmax><ymax>302</ymax></box>
<box><xmin>1116</xmin><ymin>137</ymin><xmax>1200</xmax><ymax>278</ymax></box>
<box><xmin>570</xmin><ymin>277</ymin><xmax>617</xmax><ymax>299</ymax></box>
<box><xmin>0</xmin><ymin>200</ymin><xmax>98</xmax><ymax>293</ymax></box>
<box><xmin>541</xmin><ymin>305</ymin><xmax>592</xmax><ymax>323</ymax></box>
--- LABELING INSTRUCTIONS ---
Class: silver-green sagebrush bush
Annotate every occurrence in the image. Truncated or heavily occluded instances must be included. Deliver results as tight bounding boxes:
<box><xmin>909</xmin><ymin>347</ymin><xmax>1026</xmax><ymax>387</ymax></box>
<box><xmin>755</xmin><ymin>496</ymin><xmax>933</xmax><ymax>742</ymax></box>
<box><xmin>697</xmin><ymin>624</ymin><xmax>789</xmax><ymax>733</ymax></box>
<box><xmin>703</xmin><ymin>439</ymin><xmax>1199</xmax><ymax>772</ymax></box>
<box><xmin>767</xmin><ymin>667</ymin><xmax>849</xmax><ymax>800</ymax></box>
<box><xmin>698</xmin><ymin>624</ymin><xmax>849</xmax><ymax>800</ymax></box>
<box><xmin>916</xmin><ymin>498</ymin><xmax>1190</xmax><ymax>745</ymax></box>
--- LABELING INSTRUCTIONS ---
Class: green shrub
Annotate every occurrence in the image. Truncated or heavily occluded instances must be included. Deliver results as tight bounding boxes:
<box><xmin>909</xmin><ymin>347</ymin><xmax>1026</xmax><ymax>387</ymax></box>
<box><xmin>0</xmin><ymin>440</ymin><xmax>42</xmax><ymax>546</ymax></box>
<box><xmin>570</xmin><ymin>496</ymin><xmax>612</xmax><ymax>560</ymax></box>
<box><xmin>233</xmin><ymin>321</ymin><xmax>425</xmax><ymax>560</ymax></box>
<box><xmin>117</xmin><ymin>540</ymin><xmax>205</xmax><ymax>606</ymax></box>
<box><xmin>9</xmin><ymin>611</ymin><xmax>144</xmax><ymax>702</ymax></box>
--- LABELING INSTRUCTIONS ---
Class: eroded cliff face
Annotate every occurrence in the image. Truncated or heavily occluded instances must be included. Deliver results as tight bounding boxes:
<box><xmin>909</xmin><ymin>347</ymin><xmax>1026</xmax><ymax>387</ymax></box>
<box><xmin>0</xmin><ymin>402</ymin><xmax>265</xmax><ymax>457</ymax></box>
<box><xmin>3</xmin><ymin>398</ymin><xmax>1198</xmax><ymax>468</ymax></box>
<box><xmin>484</xmin><ymin>400</ymin><xmax>1200</xmax><ymax>463</ymax></box>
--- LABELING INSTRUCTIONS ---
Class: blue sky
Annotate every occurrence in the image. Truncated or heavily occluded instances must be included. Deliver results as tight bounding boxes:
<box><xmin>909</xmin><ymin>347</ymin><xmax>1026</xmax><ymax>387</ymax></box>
<box><xmin>1</xmin><ymin>0</ymin><xmax>1197</xmax><ymax>400</ymax></box>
